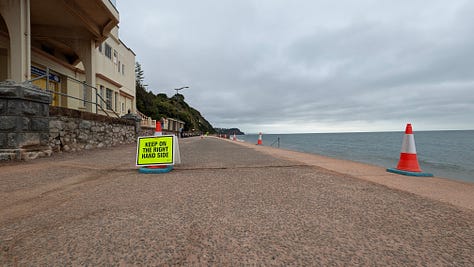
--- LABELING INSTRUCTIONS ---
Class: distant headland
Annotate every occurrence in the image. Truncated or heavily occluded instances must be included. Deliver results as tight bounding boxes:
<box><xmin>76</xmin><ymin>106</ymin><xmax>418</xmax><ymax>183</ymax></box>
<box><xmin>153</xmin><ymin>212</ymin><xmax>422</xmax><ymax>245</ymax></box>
<box><xmin>214</xmin><ymin>128</ymin><xmax>245</xmax><ymax>135</ymax></box>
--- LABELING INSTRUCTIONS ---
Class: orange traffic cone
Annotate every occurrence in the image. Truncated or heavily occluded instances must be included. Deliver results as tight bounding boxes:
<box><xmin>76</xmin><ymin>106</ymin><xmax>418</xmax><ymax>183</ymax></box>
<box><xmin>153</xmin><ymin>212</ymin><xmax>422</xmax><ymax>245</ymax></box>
<box><xmin>154</xmin><ymin>121</ymin><xmax>162</xmax><ymax>136</ymax></box>
<box><xmin>257</xmin><ymin>132</ymin><xmax>263</xmax><ymax>145</ymax></box>
<box><xmin>387</xmin><ymin>123</ymin><xmax>433</xmax><ymax>177</ymax></box>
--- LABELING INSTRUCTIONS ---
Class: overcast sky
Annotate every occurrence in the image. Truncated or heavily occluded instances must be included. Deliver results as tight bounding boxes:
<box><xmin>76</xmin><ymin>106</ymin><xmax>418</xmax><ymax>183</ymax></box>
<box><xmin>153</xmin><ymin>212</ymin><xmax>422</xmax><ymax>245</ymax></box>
<box><xmin>118</xmin><ymin>0</ymin><xmax>474</xmax><ymax>133</ymax></box>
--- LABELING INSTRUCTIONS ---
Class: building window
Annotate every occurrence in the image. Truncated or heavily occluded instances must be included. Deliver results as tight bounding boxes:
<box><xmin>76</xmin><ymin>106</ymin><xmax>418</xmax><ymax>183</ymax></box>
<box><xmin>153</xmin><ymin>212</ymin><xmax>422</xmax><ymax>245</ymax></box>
<box><xmin>99</xmin><ymin>85</ymin><xmax>104</xmax><ymax>107</ymax></box>
<box><xmin>104</xmin><ymin>43</ymin><xmax>112</xmax><ymax>59</ymax></box>
<box><xmin>83</xmin><ymin>83</ymin><xmax>87</xmax><ymax>106</ymax></box>
<box><xmin>114</xmin><ymin>92</ymin><xmax>118</xmax><ymax>111</ymax></box>
<box><xmin>118</xmin><ymin>61</ymin><xmax>121</xmax><ymax>72</ymax></box>
<box><xmin>121</xmin><ymin>102</ymin><xmax>125</xmax><ymax>113</ymax></box>
<box><xmin>121</xmin><ymin>64</ymin><xmax>125</xmax><ymax>75</ymax></box>
<box><xmin>106</xmin><ymin>88</ymin><xmax>113</xmax><ymax>110</ymax></box>
<box><xmin>113</xmin><ymin>50</ymin><xmax>118</xmax><ymax>65</ymax></box>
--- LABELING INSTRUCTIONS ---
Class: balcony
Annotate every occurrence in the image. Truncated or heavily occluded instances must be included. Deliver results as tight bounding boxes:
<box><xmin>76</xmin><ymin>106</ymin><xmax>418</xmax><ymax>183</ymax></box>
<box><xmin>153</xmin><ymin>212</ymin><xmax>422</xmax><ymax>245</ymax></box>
<box><xmin>30</xmin><ymin>0</ymin><xmax>119</xmax><ymax>45</ymax></box>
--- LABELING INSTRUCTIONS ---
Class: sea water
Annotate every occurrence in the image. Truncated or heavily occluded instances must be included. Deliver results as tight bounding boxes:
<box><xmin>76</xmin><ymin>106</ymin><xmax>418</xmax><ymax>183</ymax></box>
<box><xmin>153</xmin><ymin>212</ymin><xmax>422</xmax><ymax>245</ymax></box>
<box><xmin>240</xmin><ymin>131</ymin><xmax>474</xmax><ymax>183</ymax></box>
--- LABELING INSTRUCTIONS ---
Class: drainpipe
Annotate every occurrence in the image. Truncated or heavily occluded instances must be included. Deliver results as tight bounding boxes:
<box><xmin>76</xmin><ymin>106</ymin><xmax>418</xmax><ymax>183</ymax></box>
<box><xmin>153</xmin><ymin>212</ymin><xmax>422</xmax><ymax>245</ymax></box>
<box><xmin>25</xmin><ymin>0</ymin><xmax>31</xmax><ymax>80</ymax></box>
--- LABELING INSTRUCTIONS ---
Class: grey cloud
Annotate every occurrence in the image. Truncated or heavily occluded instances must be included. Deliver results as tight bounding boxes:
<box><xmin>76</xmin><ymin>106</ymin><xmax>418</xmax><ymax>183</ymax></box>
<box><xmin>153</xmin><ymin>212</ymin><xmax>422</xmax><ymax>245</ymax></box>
<box><xmin>118</xmin><ymin>0</ymin><xmax>474</xmax><ymax>133</ymax></box>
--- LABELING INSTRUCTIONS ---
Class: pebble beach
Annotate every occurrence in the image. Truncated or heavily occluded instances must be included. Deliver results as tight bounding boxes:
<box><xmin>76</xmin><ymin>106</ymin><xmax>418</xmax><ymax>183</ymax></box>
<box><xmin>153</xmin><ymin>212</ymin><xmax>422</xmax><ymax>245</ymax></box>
<box><xmin>0</xmin><ymin>137</ymin><xmax>473</xmax><ymax>265</ymax></box>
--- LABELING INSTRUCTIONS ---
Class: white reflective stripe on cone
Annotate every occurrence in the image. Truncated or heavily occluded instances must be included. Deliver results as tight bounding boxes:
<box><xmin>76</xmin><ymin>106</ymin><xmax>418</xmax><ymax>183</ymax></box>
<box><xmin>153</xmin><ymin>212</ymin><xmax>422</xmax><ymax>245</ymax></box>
<box><xmin>401</xmin><ymin>134</ymin><xmax>417</xmax><ymax>154</ymax></box>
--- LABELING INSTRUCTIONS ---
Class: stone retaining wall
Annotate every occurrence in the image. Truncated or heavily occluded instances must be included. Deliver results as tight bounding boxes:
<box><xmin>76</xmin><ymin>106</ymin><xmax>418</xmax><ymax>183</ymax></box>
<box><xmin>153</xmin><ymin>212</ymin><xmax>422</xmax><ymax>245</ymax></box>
<box><xmin>1</xmin><ymin>82</ymin><xmax>158</xmax><ymax>161</ymax></box>
<box><xmin>49</xmin><ymin>107</ymin><xmax>137</xmax><ymax>153</ymax></box>
<box><xmin>140</xmin><ymin>126</ymin><xmax>155</xmax><ymax>137</ymax></box>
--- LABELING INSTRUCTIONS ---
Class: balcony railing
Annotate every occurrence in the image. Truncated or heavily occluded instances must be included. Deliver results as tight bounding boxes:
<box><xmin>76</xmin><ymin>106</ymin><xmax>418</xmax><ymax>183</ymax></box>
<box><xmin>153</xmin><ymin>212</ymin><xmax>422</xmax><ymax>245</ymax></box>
<box><xmin>136</xmin><ymin>110</ymin><xmax>156</xmax><ymax>128</ymax></box>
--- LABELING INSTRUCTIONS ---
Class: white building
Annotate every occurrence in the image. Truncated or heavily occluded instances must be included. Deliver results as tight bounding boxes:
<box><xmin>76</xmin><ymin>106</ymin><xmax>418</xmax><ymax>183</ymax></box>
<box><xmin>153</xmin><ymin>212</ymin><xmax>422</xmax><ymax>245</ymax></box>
<box><xmin>0</xmin><ymin>0</ymin><xmax>136</xmax><ymax>116</ymax></box>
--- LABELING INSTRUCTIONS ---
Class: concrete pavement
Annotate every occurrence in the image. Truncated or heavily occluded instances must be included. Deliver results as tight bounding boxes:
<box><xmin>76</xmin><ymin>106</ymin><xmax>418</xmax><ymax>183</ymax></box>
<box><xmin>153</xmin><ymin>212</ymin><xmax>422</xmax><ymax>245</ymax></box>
<box><xmin>1</xmin><ymin>137</ymin><xmax>473</xmax><ymax>265</ymax></box>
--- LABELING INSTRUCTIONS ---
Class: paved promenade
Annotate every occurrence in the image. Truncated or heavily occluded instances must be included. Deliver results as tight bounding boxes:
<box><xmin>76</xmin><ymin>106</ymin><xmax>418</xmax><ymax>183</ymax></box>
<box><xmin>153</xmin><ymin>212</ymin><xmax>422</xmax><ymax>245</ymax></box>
<box><xmin>1</xmin><ymin>137</ymin><xmax>473</xmax><ymax>265</ymax></box>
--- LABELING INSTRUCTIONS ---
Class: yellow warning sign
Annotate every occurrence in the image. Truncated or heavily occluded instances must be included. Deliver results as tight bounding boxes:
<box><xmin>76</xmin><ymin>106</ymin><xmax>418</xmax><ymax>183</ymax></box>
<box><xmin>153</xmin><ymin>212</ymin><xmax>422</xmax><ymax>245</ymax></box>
<box><xmin>136</xmin><ymin>135</ymin><xmax>174</xmax><ymax>166</ymax></box>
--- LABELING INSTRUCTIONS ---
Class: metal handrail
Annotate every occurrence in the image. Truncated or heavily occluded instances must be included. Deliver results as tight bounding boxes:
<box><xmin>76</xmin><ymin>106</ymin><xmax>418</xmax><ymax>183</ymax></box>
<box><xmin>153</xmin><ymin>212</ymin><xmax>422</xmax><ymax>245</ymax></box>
<box><xmin>270</xmin><ymin>137</ymin><xmax>280</xmax><ymax>148</ymax></box>
<box><xmin>24</xmin><ymin>68</ymin><xmax>120</xmax><ymax>118</ymax></box>
<box><xmin>94</xmin><ymin>86</ymin><xmax>120</xmax><ymax>118</ymax></box>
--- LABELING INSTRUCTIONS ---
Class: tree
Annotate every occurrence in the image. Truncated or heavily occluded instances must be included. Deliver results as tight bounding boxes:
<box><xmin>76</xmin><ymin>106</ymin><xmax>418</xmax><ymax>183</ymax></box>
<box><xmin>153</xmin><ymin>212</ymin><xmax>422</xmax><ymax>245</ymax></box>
<box><xmin>135</xmin><ymin>62</ymin><xmax>145</xmax><ymax>87</ymax></box>
<box><xmin>134</xmin><ymin>62</ymin><xmax>215</xmax><ymax>133</ymax></box>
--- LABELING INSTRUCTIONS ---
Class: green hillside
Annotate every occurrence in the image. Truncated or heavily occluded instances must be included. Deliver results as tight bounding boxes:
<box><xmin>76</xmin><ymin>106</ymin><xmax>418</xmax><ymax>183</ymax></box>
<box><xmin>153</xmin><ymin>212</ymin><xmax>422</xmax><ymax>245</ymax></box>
<box><xmin>136</xmin><ymin>87</ymin><xmax>215</xmax><ymax>133</ymax></box>
<box><xmin>135</xmin><ymin>63</ymin><xmax>214</xmax><ymax>133</ymax></box>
